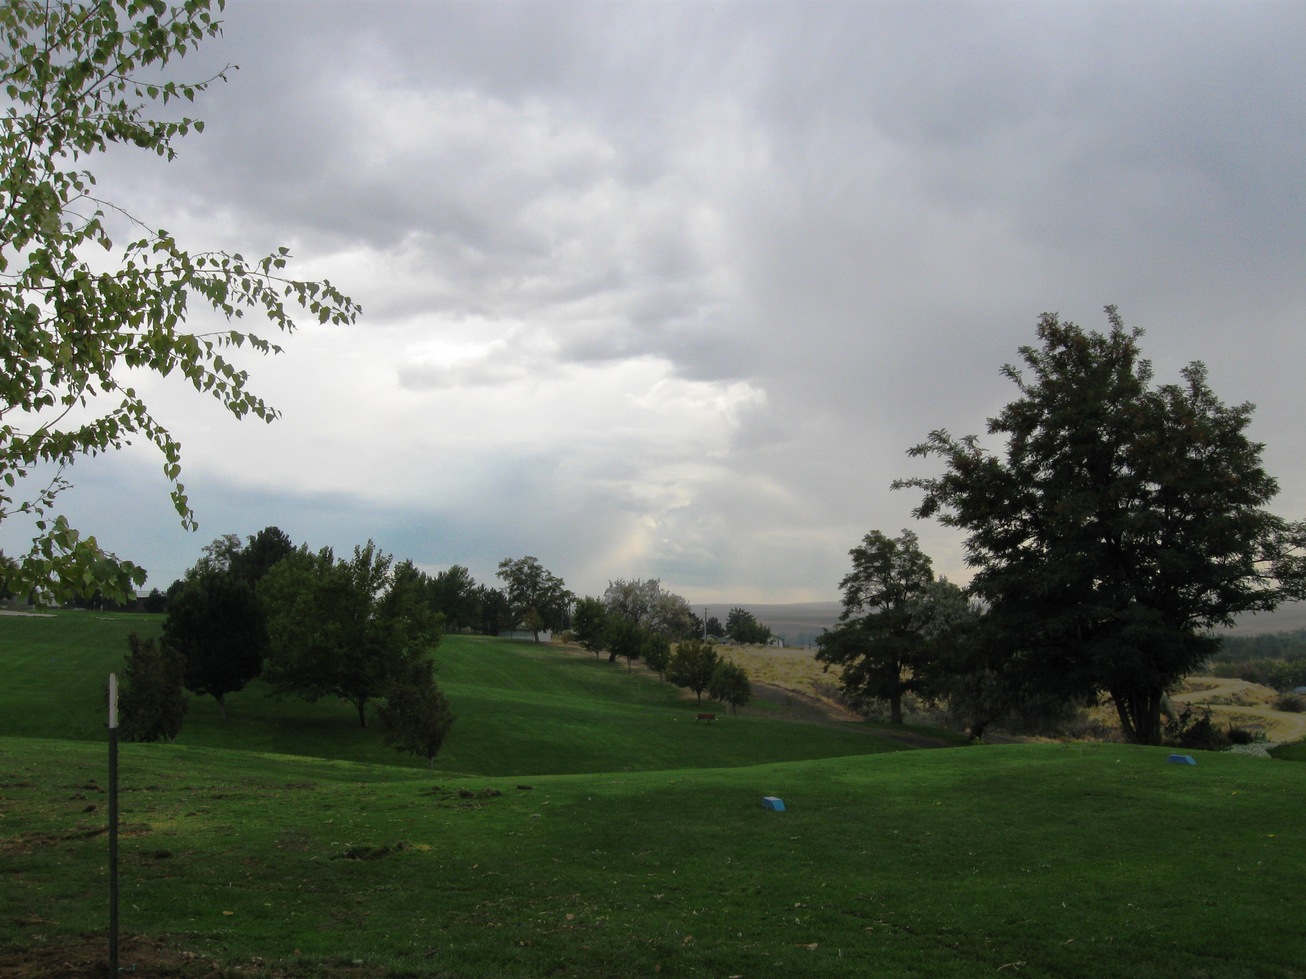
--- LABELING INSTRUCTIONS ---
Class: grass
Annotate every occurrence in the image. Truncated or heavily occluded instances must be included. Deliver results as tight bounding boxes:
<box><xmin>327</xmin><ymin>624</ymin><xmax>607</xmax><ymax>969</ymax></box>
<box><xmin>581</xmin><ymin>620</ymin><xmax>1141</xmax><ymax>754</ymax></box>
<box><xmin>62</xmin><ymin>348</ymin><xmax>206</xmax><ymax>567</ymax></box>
<box><xmin>2</xmin><ymin>611</ymin><xmax>1305</xmax><ymax>977</ymax></box>
<box><xmin>1269</xmin><ymin>741</ymin><xmax>1306</xmax><ymax>761</ymax></box>
<box><xmin>1</xmin><ymin>738</ymin><xmax>1302</xmax><ymax>978</ymax></box>
<box><xmin>0</xmin><ymin>614</ymin><xmax>911</xmax><ymax>774</ymax></box>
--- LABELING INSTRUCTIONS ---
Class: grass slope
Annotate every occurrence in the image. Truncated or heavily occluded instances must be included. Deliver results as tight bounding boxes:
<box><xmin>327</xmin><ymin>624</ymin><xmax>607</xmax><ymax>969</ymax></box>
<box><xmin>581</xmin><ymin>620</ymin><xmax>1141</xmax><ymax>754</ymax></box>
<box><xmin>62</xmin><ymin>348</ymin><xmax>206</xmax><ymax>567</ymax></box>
<box><xmin>0</xmin><ymin>614</ymin><xmax>908</xmax><ymax>774</ymax></box>
<box><xmin>1</xmin><ymin>739</ymin><xmax>1302</xmax><ymax>978</ymax></box>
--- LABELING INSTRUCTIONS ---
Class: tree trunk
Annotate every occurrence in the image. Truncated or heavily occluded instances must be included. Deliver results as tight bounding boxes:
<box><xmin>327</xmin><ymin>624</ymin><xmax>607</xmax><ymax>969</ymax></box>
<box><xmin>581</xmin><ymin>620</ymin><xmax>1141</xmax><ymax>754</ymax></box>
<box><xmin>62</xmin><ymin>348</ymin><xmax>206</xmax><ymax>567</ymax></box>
<box><xmin>1111</xmin><ymin>688</ymin><xmax>1163</xmax><ymax>745</ymax></box>
<box><xmin>889</xmin><ymin>692</ymin><xmax>903</xmax><ymax>725</ymax></box>
<box><xmin>217</xmin><ymin>694</ymin><xmax>227</xmax><ymax>721</ymax></box>
<box><xmin>355</xmin><ymin>699</ymin><xmax>368</xmax><ymax>729</ymax></box>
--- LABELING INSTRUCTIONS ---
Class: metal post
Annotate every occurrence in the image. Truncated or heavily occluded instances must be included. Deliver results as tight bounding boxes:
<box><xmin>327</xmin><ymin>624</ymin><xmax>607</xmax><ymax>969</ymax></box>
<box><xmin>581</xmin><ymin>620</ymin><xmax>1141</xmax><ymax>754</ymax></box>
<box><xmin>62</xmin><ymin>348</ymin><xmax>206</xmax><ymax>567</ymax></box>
<box><xmin>108</xmin><ymin>673</ymin><xmax>119</xmax><ymax>975</ymax></box>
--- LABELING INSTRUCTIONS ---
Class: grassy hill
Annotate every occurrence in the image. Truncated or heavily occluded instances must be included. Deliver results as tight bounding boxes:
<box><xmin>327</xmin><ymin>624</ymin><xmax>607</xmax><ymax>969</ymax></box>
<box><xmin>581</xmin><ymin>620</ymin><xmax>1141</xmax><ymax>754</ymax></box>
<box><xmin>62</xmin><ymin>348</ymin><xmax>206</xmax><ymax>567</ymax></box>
<box><xmin>1</xmin><ymin>612</ymin><xmax>1304</xmax><ymax>977</ymax></box>
<box><xmin>0</xmin><ymin>613</ymin><xmax>906</xmax><ymax>774</ymax></box>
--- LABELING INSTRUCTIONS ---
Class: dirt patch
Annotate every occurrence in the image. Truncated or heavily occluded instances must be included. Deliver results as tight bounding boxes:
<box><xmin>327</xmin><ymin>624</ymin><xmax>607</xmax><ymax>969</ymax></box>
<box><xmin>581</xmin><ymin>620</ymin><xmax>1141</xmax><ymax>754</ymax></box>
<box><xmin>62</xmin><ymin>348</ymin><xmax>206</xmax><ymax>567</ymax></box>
<box><xmin>0</xmin><ymin>934</ymin><xmax>200</xmax><ymax>978</ymax></box>
<box><xmin>0</xmin><ymin>934</ymin><xmax>382</xmax><ymax>978</ymax></box>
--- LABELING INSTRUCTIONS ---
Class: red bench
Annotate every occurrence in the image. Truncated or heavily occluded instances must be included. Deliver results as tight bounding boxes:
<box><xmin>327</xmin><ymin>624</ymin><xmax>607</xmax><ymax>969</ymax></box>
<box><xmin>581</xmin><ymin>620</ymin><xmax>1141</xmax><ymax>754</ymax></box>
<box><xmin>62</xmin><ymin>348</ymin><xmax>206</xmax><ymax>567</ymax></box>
<box><xmin>696</xmin><ymin>712</ymin><xmax>716</xmax><ymax>723</ymax></box>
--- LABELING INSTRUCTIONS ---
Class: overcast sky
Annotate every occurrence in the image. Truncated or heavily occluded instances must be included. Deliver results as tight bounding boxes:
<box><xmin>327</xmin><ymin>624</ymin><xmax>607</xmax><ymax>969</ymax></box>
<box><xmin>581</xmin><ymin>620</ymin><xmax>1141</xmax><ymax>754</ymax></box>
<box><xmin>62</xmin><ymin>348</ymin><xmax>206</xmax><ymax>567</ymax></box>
<box><xmin>10</xmin><ymin>0</ymin><xmax>1306</xmax><ymax>604</ymax></box>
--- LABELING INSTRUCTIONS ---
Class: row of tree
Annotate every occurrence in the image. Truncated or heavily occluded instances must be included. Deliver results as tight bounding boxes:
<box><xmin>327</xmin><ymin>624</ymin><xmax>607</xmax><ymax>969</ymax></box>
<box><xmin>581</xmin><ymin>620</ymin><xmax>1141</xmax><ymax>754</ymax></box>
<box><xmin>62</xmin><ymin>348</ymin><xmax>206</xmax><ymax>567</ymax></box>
<box><xmin>566</xmin><ymin>579</ymin><xmax>752</xmax><ymax>712</ymax></box>
<box><xmin>820</xmin><ymin>310</ymin><xmax>1306</xmax><ymax>745</ymax></box>
<box><xmin>120</xmin><ymin>543</ymin><xmax>762</xmax><ymax>761</ymax></box>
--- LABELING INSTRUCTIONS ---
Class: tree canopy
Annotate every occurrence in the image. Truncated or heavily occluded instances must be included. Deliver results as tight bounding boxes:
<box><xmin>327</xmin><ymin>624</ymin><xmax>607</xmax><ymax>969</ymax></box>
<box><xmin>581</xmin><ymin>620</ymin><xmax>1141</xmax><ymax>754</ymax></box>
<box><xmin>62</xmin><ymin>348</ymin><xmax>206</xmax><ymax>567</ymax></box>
<box><xmin>0</xmin><ymin>0</ymin><xmax>358</xmax><ymax>604</ymax></box>
<box><xmin>668</xmin><ymin>638</ymin><xmax>720</xmax><ymax>703</ymax></box>
<box><xmin>116</xmin><ymin>633</ymin><xmax>188</xmax><ymax>743</ymax></box>
<box><xmin>163</xmin><ymin>563</ymin><xmax>265</xmax><ymax>719</ymax></box>
<box><xmin>725</xmin><ymin>607</ymin><xmax>772</xmax><ymax>645</ymax></box>
<box><xmin>815</xmin><ymin>529</ymin><xmax>937</xmax><ymax>725</ymax></box>
<box><xmin>602</xmin><ymin>578</ymin><xmax>696</xmax><ymax>640</ymax></box>
<box><xmin>260</xmin><ymin>542</ymin><xmax>442</xmax><ymax>728</ymax></box>
<box><xmin>895</xmin><ymin>308</ymin><xmax>1306</xmax><ymax>743</ymax></box>
<box><xmin>377</xmin><ymin>656</ymin><xmax>455</xmax><ymax>770</ymax></box>
<box><xmin>496</xmin><ymin>556</ymin><xmax>572</xmax><ymax>642</ymax></box>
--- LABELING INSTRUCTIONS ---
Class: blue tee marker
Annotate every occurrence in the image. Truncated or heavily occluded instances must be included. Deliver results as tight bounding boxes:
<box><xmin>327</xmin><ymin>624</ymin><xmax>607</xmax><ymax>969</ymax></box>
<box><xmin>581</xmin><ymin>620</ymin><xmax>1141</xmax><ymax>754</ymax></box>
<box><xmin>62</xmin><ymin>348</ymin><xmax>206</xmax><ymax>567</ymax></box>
<box><xmin>1167</xmin><ymin>753</ymin><xmax>1197</xmax><ymax>765</ymax></box>
<box><xmin>762</xmin><ymin>796</ymin><xmax>786</xmax><ymax>811</ymax></box>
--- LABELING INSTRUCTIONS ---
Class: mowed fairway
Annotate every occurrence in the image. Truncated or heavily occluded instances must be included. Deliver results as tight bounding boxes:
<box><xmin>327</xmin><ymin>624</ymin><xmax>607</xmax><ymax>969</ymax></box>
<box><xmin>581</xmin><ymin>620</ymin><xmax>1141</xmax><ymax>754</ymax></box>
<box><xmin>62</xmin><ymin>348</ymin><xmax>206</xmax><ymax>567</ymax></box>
<box><xmin>1</xmin><ymin>613</ymin><xmax>1304</xmax><ymax>977</ymax></box>
<box><xmin>0</xmin><ymin>616</ymin><xmax>906</xmax><ymax>773</ymax></box>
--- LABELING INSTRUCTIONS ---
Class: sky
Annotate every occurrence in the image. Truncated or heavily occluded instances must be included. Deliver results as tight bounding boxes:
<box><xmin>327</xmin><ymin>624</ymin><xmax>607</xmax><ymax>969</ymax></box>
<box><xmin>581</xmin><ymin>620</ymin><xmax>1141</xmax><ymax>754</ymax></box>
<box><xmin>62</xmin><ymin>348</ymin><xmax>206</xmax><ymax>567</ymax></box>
<box><xmin>7</xmin><ymin>0</ymin><xmax>1306</xmax><ymax>604</ymax></box>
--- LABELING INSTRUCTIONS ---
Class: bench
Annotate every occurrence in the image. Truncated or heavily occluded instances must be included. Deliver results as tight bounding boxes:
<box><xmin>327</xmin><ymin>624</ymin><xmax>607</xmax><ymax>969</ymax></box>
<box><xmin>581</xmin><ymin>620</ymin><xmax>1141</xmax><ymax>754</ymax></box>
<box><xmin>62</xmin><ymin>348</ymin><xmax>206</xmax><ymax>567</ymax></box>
<box><xmin>696</xmin><ymin>712</ymin><xmax>717</xmax><ymax>723</ymax></box>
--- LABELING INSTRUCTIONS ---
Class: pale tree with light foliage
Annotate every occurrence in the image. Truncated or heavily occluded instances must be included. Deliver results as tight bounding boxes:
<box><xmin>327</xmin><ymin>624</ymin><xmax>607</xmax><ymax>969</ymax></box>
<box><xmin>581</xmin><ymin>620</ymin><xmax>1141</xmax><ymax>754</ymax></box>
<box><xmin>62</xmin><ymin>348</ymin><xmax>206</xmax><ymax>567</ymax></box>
<box><xmin>602</xmin><ymin>577</ymin><xmax>696</xmax><ymax>640</ymax></box>
<box><xmin>0</xmin><ymin>0</ymin><xmax>359</xmax><ymax>604</ymax></box>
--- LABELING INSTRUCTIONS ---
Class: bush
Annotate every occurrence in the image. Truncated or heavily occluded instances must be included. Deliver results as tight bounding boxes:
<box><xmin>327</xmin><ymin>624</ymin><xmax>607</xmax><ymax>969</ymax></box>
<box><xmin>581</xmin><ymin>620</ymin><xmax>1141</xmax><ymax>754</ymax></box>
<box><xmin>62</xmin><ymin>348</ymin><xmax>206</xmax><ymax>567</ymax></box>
<box><xmin>1165</xmin><ymin>705</ymin><xmax>1228</xmax><ymax>751</ymax></box>
<box><xmin>115</xmin><ymin>634</ymin><xmax>189</xmax><ymax>743</ymax></box>
<box><xmin>1226</xmin><ymin>726</ymin><xmax>1255</xmax><ymax>745</ymax></box>
<box><xmin>1274</xmin><ymin>692</ymin><xmax>1305</xmax><ymax>713</ymax></box>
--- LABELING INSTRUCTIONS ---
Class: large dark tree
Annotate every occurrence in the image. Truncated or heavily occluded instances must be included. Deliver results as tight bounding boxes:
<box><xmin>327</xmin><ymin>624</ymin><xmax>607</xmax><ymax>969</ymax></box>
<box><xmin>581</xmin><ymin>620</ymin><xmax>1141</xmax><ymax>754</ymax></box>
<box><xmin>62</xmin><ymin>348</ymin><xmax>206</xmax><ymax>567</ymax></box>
<box><xmin>475</xmin><ymin>585</ymin><xmax>512</xmax><ymax>637</ymax></box>
<box><xmin>428</xmin><ymin>565</ymin><xmax>481</xmax><ymax>632</ymax></box>
<box><xmin>260</xmin><ymin>542</ymin><xmax>442</xmax><ymax>728</ymax></box>
<box><xmin>162</xmin><ymin>528</ymin><xmax>293</xmax><ymax>719</ymax></box>
<box><xmin>496</xmin><ymin>556</ymin><xmax>573</xmax><ymax>643</ymax></box>
<box><xmin>163</xmin><ymin>566</ymin><xmax>265</xmax><ymax>720</ymax></box>
<box><xmin>815</xmin><ymin>529</ymin><xmax>936</xmax><ymax>725</ymax></box>
<box><xmin>895</xmin><ymin>308</ymin><xmax>1306</xmax><ymax>744</ymax></box>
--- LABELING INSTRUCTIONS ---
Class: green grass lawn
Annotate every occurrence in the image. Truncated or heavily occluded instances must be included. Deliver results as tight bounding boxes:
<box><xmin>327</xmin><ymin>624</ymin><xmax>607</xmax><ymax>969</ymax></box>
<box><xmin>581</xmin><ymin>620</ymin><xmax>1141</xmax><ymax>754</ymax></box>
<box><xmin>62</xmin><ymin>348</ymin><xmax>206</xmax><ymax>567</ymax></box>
<box><xmin>1</xmin><ymin>738</ymin><xmax>1301</xmax><ymax>978</ymax></box>
<box><xmin>2</xmin><ymin>612</ymin><xmax>1304</xmax><ymax>977</ymax></box>
<box><xmin>0</xmin><ymin>615</ymin><xmax>910</xmax><ymax>773</ymax></box>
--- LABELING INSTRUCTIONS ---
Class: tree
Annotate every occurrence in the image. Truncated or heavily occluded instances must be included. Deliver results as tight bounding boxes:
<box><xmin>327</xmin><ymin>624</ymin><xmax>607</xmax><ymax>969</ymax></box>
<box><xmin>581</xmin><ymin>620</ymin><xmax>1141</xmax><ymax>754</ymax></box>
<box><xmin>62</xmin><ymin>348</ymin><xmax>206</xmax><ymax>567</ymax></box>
<box><xmin>228</xmin><ymin>526</ymin><xmax>295</xmax><ymax>584</ymax></box>
<box><xmin>602</xmin><ymin>578</ymin><xmax>696</xmax><ymax>639</ymax></box>
<box><xmin>708</xmin><ymin>660</ymin><xmax>752</xmax><ymax>714</ymax></box>
<box><xmin>726</xmin><ymin>607</ymin><xmax>772</xmax><ymax>645</ymax></box>
<box><xmin>668</xmin><ymin>638</ymin><xmax>720</xmax><ymax>703</ymax></box>
<box><xmin>377</xmin><ymin>657</ymin><xmax>455</xmax><ymax>770</ymax></box>
<box><xmin>704</xmin><ymin>615</ymin><xmax>725</xmax><ymax>640</ymax></box>
<box><xmin>605</xmin><ymin>615</ymin><xmax>643</xmax><ymax>670</ymax></box>
<box><xmin>163</xmin><ymin>564</ymin><xmax>265</xmax><ymax>719</ymax></box>
<box><xmin>428</xmin><ymin>565</ymin><xmax>481</xmax><ymax>632</ymax></box>
<box><xmin>260</xmin><ymin>541</ymin><xmax>442</xmax><ymax>728</ymax></box>
<box><xmin>571</xmin><ymin>596</ymin><xmax>609</xmax><ymax>657</ymax></box>
<box><xmin>642</xmin><ymin>630</ymin><xmax>672</xmax><ymax>679</ymax></box>
<box><xmin>475</xmin><ymin>585</ymin><xmax>511</xmax><ymax>636</ymax></box>
<box><xmin>895</xmin><ymin>308</ymin><xmax>1306</xmax><ymax>744</ymax></box>
<box><xmin>496</xmin><ymin>556</ymin><xmax>573</xmax><ymax>642</ymax></box>
<box><xmin>116</xmin><ymin>633</ymin><xmax>188</xmax><ymax>742</ymax></box>
<box><xmin>815</xmin><ymin>529</ymin><xmax>936</xmax><ymax>725</ymax></box>
<box><xmin>0</xmin><ymin>1</ymin><xmax>359</xmax><ymax>606</ymax></box>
